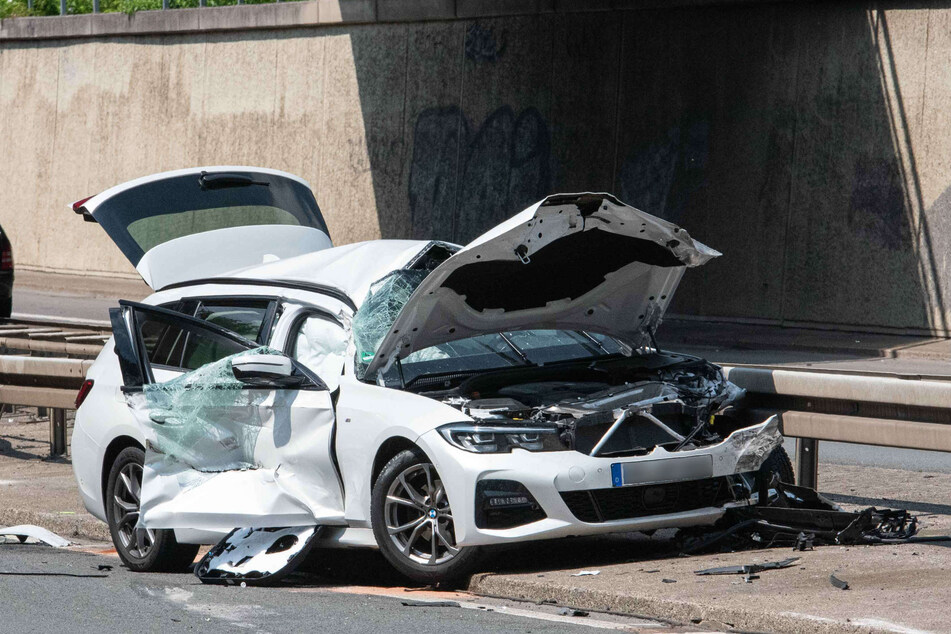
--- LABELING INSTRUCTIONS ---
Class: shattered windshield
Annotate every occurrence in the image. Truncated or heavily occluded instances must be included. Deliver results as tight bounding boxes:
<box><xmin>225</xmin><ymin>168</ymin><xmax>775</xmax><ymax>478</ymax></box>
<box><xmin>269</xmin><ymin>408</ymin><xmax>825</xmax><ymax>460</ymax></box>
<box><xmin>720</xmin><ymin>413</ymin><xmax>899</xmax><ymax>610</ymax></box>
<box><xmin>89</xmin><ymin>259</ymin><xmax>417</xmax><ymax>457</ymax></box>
<box><xmin>352</xmin><ymin>269</ymin><xmax>429</xmax><ymax>378</ymax></box>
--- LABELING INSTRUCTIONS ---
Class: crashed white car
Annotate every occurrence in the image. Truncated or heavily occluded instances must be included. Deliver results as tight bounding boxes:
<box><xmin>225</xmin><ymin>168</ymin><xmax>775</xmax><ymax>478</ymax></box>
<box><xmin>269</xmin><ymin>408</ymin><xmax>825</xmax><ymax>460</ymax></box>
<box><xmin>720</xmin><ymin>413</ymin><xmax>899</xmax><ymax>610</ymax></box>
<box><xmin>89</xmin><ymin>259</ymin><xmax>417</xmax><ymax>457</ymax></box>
<box><xmin>71</xmin><ymin>167</ymin><xmax>791</xmax><ymax>582</ymax></box>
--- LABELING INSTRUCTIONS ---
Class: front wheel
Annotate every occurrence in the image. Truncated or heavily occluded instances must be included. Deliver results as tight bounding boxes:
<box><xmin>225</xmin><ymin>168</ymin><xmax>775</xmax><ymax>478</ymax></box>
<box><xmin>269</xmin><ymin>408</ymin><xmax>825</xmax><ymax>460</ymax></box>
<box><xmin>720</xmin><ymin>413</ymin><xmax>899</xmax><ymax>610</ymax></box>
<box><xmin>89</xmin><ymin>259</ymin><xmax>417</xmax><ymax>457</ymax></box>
<box><xmin>371</xmin><ymin>448</ymin><xmax>482</xmax><ymax>584</ymax></box>
<box><xmin>759</xmin><ymin>445</ymin><xmax>795</xmax><ymax>484</ymax></box>
<box><xmin>105</xmin><ymin>446</ymin><xmax>199</xmax><ymax>572</ymax></box>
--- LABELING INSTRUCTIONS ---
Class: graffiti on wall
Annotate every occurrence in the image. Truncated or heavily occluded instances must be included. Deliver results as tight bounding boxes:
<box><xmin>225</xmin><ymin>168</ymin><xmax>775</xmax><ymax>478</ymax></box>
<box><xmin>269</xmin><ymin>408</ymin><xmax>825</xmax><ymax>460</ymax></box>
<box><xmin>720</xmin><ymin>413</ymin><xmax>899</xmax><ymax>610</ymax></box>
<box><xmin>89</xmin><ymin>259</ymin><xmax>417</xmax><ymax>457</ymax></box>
<box><xmin>408</xmin><ymin>105</ymin><xmax>551</xmax><ymax>243</ymax></box>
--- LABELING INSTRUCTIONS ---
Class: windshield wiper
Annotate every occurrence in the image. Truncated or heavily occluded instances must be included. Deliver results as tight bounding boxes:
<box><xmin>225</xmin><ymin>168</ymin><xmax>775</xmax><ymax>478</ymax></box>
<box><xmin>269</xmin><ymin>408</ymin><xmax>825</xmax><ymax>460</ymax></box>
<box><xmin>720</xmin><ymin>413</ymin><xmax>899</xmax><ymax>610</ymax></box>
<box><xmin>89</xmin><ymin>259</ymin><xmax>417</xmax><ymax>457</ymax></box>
<box><xmin>576</xmin><ymin>330</ymin><xmax>611</xmax><ymax>356</ymax></box>
<box><xmin>498</xmin><ymin>332</ymin><xmax>532</xmax><ymax>366</ymax></box>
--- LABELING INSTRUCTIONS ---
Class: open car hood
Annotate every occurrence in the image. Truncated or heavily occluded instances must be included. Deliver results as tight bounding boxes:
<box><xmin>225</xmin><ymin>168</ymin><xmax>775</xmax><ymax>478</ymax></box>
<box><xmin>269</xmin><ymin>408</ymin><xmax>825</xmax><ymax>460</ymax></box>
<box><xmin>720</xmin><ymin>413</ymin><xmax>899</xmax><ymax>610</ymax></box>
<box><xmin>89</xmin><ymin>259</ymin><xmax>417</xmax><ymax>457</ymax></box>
<box><xmin>73</xmin><ymin>167</ymin><xmax>332</xmax><ymax>290</ymax></box>
<box><xmin>365</xmin><ymin>193</ymin><xmax>719</xmax><ymax>376</ymax></box>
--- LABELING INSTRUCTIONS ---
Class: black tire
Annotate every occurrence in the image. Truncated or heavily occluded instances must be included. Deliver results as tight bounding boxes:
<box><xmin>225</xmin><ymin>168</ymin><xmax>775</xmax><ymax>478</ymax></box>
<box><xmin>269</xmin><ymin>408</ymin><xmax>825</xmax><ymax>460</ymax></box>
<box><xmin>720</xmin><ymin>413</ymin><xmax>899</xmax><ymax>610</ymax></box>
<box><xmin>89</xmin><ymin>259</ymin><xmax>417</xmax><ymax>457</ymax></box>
<box><xmin>759</xmin><ymin>445</ymin><xmax>795</xmax><ymax>484</ymax></box>
<box><xmin>371</xmin><ymin>448</ymin><xmax>482</xmax><ymax>584</ymax></box>
<box><xmin>105</xmin><ymin>446</ymin><xmax>199</xmax><ymax>572</ymax></box>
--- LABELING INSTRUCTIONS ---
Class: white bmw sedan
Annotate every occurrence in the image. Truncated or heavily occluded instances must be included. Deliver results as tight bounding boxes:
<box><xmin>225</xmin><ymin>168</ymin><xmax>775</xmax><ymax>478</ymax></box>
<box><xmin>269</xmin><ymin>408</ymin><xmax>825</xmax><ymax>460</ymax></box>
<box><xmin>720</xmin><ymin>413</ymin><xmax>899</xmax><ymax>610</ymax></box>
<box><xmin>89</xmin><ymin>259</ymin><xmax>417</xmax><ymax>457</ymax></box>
<box><xmin>71</xmin><ymin>167</ymin><xmax>791</xmax><ymax>582</ymax></box>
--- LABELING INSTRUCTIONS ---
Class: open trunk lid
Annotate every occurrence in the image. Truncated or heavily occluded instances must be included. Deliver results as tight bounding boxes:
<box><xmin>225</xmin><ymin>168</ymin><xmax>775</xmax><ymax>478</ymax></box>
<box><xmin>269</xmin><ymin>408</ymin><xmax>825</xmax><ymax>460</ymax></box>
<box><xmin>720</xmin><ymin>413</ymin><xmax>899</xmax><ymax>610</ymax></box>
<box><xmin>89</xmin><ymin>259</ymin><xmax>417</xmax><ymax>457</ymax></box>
<box><xmin>365</xmin><ymin>193</ymin><xmax>718</xmax><ymax>376</ymax></box>
<box><xmin>74</xmin><ymin>167</ymin><xmax>332</xmax><ymax>290</ymax></box>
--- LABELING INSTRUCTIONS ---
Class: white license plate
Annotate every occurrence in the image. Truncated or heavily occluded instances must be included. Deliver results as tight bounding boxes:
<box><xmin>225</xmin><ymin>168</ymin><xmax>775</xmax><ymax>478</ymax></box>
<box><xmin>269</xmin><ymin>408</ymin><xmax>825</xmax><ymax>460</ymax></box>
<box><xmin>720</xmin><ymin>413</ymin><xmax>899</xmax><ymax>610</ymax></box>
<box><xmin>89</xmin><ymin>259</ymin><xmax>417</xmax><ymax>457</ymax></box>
<box><xmin>610</xmin><ymin>455</ymin><xmax>713</xmax><ymax>487</ymax></box>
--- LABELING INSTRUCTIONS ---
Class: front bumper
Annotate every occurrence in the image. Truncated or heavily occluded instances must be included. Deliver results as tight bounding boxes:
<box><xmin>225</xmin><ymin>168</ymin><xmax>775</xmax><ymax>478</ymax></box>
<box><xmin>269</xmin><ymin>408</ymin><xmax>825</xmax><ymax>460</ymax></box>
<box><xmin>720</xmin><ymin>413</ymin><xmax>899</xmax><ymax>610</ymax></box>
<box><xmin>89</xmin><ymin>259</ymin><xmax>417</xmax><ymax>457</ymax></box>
<box><xmin>417</xmin><ymin>415</ymin><xmax>781</xmax><ymax>547</ymax></box>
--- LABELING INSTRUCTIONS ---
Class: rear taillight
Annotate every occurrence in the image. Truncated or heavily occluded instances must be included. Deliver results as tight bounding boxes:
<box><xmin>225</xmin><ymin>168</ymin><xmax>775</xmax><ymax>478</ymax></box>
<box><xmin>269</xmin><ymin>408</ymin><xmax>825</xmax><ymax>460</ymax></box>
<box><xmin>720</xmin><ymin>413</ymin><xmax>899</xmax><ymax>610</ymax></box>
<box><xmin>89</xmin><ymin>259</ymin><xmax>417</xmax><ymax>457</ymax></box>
<box><xmin>75</xmin><ymin>379</ymin><xmax>94</xmax><ymax>409</ymax></box>
<box><xmin>71</xmin><ymin>196</ymin><xmax>93</xmax><ymax>213</ymax></box>
<box><xmin>0</xmin><ymin>243</ymin><xmax>11</xmax><ymax>271</ymax></box>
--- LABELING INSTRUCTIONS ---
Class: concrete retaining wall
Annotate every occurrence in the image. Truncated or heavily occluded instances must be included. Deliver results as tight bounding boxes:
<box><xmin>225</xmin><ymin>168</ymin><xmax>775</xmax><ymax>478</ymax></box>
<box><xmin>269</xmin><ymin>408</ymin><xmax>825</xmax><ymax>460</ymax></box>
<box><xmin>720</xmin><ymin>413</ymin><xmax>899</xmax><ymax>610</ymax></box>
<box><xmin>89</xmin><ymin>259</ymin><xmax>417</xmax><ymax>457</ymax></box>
<box><xmin>1</xmin><ymin>0</ymin><xmax>949</xmax><ymax>334</ymax></box>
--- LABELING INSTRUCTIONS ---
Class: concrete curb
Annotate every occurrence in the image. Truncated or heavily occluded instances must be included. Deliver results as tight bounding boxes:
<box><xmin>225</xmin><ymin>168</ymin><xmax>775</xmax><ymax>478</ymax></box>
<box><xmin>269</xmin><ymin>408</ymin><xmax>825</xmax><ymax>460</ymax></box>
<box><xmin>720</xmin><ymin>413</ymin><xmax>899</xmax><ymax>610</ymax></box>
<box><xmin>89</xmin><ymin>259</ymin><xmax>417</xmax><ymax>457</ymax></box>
<box><xmin>466</xmin><ymin>573</ymin><xmax>895</xmax><ymax>634</ymax></box>
<box><xmin>0</xmin><ymin>508</ymin><xmax>110</xmax><ymax>543</ymax></box>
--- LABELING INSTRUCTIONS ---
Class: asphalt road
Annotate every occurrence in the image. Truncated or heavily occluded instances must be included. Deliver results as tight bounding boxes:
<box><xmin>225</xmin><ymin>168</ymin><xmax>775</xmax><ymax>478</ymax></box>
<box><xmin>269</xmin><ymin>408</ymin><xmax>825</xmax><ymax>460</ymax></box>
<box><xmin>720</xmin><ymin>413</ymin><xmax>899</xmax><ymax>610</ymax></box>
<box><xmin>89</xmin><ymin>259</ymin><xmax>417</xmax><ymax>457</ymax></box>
<box><xmin>13</xmin><ymin>287</ymin><xmax>117</xmax><ymax>325</ymax></box>
<box><xmin>11</xmin><ymin>285</ymin><xmax>951</xmax><ymax>474</ymax></box>
<box><xmin>0</xmin><ymin>544</ymin><xmax>670</xmax><ymax>634</ymax></box>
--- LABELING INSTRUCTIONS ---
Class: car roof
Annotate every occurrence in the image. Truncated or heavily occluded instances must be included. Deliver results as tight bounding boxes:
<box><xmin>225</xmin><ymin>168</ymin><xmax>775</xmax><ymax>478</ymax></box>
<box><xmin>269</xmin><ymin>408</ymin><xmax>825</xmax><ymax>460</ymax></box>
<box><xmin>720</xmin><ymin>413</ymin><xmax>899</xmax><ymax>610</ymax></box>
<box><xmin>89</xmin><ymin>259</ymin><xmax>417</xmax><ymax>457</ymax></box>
<box><xmin>155</xmin><ymin>240</ymin><xmax>433</xmax><ymax>311</ymax></box>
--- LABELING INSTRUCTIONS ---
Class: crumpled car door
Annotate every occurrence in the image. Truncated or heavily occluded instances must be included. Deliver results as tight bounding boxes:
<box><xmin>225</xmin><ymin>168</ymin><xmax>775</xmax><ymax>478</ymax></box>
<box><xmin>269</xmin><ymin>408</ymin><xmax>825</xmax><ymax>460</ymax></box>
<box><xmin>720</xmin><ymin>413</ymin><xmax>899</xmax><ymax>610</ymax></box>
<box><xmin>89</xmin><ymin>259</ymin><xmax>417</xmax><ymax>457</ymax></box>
<box><xmin>110</xmin><ymin>301</ymin><xmax>346</xmax><ymax>533</ymax></box>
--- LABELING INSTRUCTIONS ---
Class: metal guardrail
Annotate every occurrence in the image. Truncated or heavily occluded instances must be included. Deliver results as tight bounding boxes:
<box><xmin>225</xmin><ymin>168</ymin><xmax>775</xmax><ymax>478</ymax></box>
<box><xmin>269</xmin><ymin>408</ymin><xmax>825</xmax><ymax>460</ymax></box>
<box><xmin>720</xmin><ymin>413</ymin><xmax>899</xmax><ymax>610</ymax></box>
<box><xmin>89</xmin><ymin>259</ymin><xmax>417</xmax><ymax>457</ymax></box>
<box><xmin>1</xmin><ymin>328</ymin><xmax>949</xmax><ymax>471</ymax></box>
<box><xmin>722</xmin><ymin>365</ymin><xmax>951</xmax><ymax>488</ymax></box>
<box><xmin>0</xmin><ymin>320</ymin><xmax>108</xmax><ymax>456</ymax></box>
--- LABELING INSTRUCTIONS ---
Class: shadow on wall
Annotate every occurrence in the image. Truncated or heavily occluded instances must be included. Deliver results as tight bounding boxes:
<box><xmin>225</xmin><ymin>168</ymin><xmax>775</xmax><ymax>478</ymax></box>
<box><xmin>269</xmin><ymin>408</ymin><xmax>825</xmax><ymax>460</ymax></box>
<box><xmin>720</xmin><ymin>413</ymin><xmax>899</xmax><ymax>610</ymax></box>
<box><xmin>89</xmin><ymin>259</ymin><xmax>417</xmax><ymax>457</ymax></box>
<box><xmin>345</xmin><ymin>3</ymin><xmax>947</xmax><ymax>334</ymax></box>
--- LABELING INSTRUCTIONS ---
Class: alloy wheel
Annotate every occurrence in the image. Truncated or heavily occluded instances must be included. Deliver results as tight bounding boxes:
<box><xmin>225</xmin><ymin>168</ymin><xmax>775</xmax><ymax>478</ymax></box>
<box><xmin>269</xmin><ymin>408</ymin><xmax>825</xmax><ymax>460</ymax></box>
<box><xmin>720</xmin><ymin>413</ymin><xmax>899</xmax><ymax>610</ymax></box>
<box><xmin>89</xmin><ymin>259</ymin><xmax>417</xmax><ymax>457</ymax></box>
<box><xmin>112</xmin><ymin>461</ymin><xmax>154</xmax><ymax>559</ymax></box>
<box><xmin>384</xmin><ymin>463</ymin><xmax>459</xmax><ymax>565</ymax></box>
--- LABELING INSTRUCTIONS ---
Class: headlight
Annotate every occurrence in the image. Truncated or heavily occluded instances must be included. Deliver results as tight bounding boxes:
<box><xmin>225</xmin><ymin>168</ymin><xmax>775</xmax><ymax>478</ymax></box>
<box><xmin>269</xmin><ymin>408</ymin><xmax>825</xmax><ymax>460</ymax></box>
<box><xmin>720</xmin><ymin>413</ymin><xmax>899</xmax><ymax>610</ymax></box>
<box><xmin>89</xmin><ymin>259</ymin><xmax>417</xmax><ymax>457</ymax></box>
<box><xmin>438</xmin><ymin>423</ymin><xmax>568</xmax><ymax>453</ymax></box>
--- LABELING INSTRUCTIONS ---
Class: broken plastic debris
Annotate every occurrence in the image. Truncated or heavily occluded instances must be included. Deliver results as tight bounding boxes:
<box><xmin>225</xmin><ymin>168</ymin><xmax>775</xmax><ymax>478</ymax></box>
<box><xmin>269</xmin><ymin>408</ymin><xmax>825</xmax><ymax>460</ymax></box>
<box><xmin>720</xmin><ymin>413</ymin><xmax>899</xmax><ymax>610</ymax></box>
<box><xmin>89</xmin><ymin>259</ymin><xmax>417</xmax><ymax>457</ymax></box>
<box><xmin>829</xmin><ymin>574</ymin><xmax>850</xmax><ymax>590</ymax></box>
<box><xmin>694</xmin><ymin>557</ymin><xmax>800</xmax><ymax>576</ymax></box>
<box><xmin>0</xmin><ymin>525</ymin><xmax>70</xmax><ymax>548</ymax></box>
<box><xmin>195</xmin><ymin>526</ymin><xmax>320</xmax><ymax>586</ymax></box>
<box><xmin>678</xmin><ymin>477</ymin><xmax>930</xmax><ymax>555</ymax></box>
<box><xmin>558</xmin><ymin>608</ymin><xmax>589</xmax><ymax>617</ymax></box>
<box><xmin>401</xmin><ymin>600</ymin><xmax>460</xmax><ymax>608</ymax></box>
<box><xmin>570</xmin><ymin>570</ymin><xmax>600</xmax><ymax>577</ymax></box>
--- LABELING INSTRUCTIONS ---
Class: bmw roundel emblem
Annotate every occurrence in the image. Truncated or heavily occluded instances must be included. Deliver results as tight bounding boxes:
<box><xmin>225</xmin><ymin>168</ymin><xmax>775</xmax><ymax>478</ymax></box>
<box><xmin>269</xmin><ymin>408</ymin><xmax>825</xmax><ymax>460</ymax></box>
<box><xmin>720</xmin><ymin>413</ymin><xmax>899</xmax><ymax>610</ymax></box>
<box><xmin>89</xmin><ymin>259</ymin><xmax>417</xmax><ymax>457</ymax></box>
<box><xmin>428</xmin><ymin>508</ymin><xmax>437</xmax><ymax>519</ymax></box>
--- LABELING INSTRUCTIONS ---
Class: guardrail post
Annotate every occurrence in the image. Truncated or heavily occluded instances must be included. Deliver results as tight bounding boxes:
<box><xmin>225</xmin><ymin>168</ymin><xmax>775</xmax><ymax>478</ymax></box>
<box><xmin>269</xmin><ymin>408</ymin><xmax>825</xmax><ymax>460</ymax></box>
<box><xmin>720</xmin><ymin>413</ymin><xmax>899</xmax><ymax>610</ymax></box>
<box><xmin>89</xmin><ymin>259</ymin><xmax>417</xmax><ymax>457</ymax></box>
<box><xmin>27</xmin><ymin>0</ymin><xmax>33</xmax><ymax>10</ymax></box>
<box><xmin>93</xmin><ymin>0</ymin><xmax>99</xmax><ymax>13</ymax></box>
<box><xmin>50</xmin><ymin>408</ymin><xmax>67</xmax><ymax>457</ymax></box>
<box><xmin>38</xmin><ymin>406</ymin><xmax>47</xmax><ymax>417</ymax></box>
<box><xmin>795</xmin><ymin>438</ymin><xmax>819</xmax><ymax>489</ymax></box>
<box><xmin>59</xmin><ymin>0</ymin><xmax>66</xmax><ymax>15</ymax></box>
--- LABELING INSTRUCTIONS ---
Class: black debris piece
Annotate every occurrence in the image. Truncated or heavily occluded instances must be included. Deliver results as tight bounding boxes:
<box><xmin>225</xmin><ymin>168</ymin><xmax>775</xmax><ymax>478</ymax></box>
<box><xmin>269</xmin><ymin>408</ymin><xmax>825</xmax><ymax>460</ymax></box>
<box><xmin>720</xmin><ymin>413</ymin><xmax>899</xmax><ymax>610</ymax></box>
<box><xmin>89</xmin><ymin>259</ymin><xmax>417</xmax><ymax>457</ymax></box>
<box><xmin>829</xmin><ymin>574</ymin><xmax>850</xmax><ymax>591</ymax></box>
<box><xmin>794</xmin><ymin>532</ymin><xmax>815</xmax><ymax>551</ymax></box>
<box><xmin>661</xmin><ymin>578</ymin><xmax>677</xmax><ymax>583</ymax></box>
<box><xmin>558</xmin><ymin>608</ymin><xmax>589</xmax><ymax>617</ymax></box>
<box><xmin>97</xmin><ymin>565</ymin><xmax>113</xmax><ymax>571</ymax></box>
<box><xmin>743</xmin><ymin>573</ymin><xmax>759</xmax><ymax>583</ymax></box>
<box><xmin>695</xmin><ymin>557</ymin><xmax>800</xmax><ymax>576</ymax></box>
<box><xmin>536</xmin><ymin>599</ymin><xmax>557</xmax><ymax>606</ymax></box>
<box><xmin>401</xmin><ymin>600</ymin><xmax>460</xmax><ymax>608</ymax></box>
<box><xmin>677</xmin><ymin>476</ymin><xmax>945</xmax><ymax>555</ymax></box>
<box><xmin>642</xmin><ymin>569</ymin><xmax>661</xmax><ymax>573</ymax></box>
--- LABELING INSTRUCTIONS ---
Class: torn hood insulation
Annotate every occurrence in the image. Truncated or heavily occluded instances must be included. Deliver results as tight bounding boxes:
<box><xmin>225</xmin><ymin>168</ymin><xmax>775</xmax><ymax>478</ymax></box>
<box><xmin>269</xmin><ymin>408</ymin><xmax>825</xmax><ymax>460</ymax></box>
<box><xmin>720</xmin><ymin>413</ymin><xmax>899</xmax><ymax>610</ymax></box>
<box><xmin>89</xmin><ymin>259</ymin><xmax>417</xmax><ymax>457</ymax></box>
<box><xmin>365</xmin><ymin>193</ymin><xmax>719</xmax><ymax>375</ymax></box>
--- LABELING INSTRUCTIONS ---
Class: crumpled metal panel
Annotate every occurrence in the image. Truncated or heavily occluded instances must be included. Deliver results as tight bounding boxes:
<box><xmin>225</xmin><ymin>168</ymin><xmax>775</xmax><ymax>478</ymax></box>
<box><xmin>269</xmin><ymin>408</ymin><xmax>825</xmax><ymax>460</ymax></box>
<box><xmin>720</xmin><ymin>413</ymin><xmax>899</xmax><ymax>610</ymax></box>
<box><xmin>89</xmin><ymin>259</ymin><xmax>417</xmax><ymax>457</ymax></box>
<box><xmin>732</xmin><ymin>416</ymin><xmax>783</xmax><ymax>473</ymax></box>
<box><xmin>129</xmin><ymin>348</ymin><xmax>345</xmax><ymax>532</ymax></box>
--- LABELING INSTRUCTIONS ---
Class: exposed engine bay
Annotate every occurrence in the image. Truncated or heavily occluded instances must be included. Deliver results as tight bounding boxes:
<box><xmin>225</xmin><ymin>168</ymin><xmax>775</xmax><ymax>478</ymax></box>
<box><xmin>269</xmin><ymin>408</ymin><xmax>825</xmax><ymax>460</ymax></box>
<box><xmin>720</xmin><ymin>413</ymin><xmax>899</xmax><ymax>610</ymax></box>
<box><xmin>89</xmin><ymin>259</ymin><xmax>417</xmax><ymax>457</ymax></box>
<box><xmin>418</xmin><ymin>352</ymin><xmax>755</xmax><ymax>457</ymax></box>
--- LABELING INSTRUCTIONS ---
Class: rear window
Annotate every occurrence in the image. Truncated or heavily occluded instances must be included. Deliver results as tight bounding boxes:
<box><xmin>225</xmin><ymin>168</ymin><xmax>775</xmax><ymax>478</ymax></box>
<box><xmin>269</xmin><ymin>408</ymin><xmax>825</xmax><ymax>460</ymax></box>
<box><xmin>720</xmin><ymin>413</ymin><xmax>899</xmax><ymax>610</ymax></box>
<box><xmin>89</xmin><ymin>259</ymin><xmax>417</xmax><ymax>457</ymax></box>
<box><xmin>128</xmin><ymin>206</ymin><xmax>302</xmax><ymax>254</ymax></box>
<box><xmin>91</xmin><ymin>171</ymin><xmax>328</xmax><ymax>266</ymax></box>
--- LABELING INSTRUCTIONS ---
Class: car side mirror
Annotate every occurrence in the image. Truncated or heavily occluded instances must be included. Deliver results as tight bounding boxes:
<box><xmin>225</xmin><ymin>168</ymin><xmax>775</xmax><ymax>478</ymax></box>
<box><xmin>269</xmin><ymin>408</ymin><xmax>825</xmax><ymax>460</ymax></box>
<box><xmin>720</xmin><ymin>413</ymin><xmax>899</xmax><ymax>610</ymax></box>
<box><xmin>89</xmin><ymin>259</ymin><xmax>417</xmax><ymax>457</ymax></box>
<box><xmin>232</xmin><ymin>354</ymin><xmax>296</xmax><ymax>387</ymax></box>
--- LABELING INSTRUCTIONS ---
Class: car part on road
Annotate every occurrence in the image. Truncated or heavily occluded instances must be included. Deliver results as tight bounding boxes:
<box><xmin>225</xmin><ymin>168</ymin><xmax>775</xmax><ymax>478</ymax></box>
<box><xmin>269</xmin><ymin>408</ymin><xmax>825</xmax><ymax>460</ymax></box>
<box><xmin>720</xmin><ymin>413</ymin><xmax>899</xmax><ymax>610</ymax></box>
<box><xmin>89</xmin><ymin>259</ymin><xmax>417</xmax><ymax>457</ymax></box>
<box><xmin>694</xmin><ymin>557</ymin><xmax>800</xmax><ymax>576</ymax></box>
<box><xmin>195</xmin><ymin>526</ymin><xmax>321</xmax><ymax>586</ymax></box>
<box><xmin>678</xmin><ymin>475</ymin><xmax>940</xmax><ymax>555</ymax></box>
<box><xmin>829</xmin><ymin>573</ymin><xmax>850</xmax><ymax>590</ymax></box>
<box><xmin>0</xmin><ymin>525</ymin><xmax>70</xmax><ymax>547</ymax></box>
<box><xmin>105</xmin><ymin>446</ymin><xmax>199</xmax><ymax>572</ymax></box>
